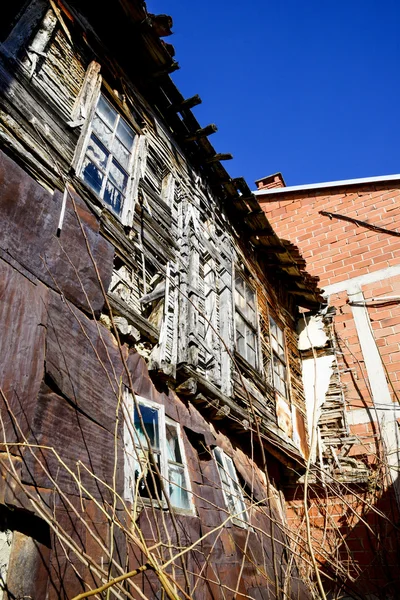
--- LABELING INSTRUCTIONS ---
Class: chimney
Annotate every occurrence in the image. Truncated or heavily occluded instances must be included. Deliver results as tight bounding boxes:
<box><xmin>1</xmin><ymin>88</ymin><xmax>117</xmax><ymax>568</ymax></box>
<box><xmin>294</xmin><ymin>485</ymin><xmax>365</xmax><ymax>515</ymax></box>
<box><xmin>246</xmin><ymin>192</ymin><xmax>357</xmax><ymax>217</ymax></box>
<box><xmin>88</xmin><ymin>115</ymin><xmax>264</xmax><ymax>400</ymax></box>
<box><xmin>255</xmin><ymin>172</ymin><xmax>286</xmax><ymax>190</ymax></box>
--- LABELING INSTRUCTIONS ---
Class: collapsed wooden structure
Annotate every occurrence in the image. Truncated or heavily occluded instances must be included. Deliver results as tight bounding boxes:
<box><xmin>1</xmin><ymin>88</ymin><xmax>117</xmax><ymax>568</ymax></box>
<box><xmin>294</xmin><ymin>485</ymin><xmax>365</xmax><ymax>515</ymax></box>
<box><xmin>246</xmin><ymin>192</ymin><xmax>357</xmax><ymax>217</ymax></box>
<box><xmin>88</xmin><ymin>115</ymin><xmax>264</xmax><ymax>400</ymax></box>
<box><xmin>0</xmin><ymin>1</ymin><xmax>327</xmax><ymax>598</ymax></box>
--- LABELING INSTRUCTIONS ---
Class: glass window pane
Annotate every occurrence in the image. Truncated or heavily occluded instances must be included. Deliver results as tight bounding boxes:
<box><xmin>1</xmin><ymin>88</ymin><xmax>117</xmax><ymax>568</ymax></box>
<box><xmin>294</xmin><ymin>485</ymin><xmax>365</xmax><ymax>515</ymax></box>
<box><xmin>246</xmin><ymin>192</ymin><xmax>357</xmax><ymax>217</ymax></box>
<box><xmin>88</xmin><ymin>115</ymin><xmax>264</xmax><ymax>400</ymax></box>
<box><xmin>116</xmin><ymin>118</ymin><xmax>135</xmax><ymax>150</ymax></box>
<box><xmin>109</xmin><ymin>160</ymin><xmax>128</xmax><ymax>193</ymax></box>
<box><xmin>82</xmin><ymin>158</ymin><xmax>104</xmax><ymax>196</ymax></box>
<box><xmin>235</xmin><ymin>312</ymin><xmax>246</xmax><ymax>337</ymax></box>
<box><xmin>92</xmin><ymin>114</ymin><xmax>113</xmax><ymax>149</ymax></box>
<box><xmin>134</xmin><ymin>451</ymin><xmax>162</xmax><ymax>499</ymax></box>
<box><xmin>235</xmin><ymin>323</ymin><xmax>246</xmax><ymax>357</ymax></box>
<box><xmin>86</xmin><ymin>134</ymin><xmax>109</xmax><ymax>170</ymax></box>
<box><xmin>248</xmin><ymin>328</ymin><xmax>257</xmax><ymax>349</ymax></box>
<box><xmin>234</xmin><ymin>289</ymin><xmax>246</xmax><ymax>312</ymax></box>
<box><xmin>269</xmin><ymin>317</ymin><xmax>277</xmax><ymax>338</ymax></box>
<box><xmin>166</xmin><ymin>423</ymin><xmax>182</xmax><ymax>464</ymax></box>
<box><xmin>235</xmin><ymin>273</ymin><xmax>244</xmax><ymax>295</ymax></box>
<box><xmin>246</xmin><ymin>304</ymin><xmax>257</xmax><ymax>326</ymax></box>
<box><xmin>247</xmin><ymin>346</ymin><xmax>256</xmax><ymax>368</ymax></box>
<box><xmin>245</xmin><ymin>284</ymin><xmax>255</xmax><ymax>308</ymax></box>
<box><xmin>104</xmin><ymin>181</ymin><xmax>124</xmax><ymax>215</ymax></box>
<box><xmin>168</xmin><ymin>465</ymin><xmax>190</xmax><ymax>510</ymax></box>
<box><xmin>96</xmin><ymin>95</ymin><xmax>117</xmax><ymax>129</ymax></box>
<box><xmin>112</xmin><ymin>137</ymin><xmax>131</xmax><ymax>170</ymax></box>
<box><xmin>134</xmin><ymin>404</ymin><xmax>159</xmax><ymax>450</ymax></box>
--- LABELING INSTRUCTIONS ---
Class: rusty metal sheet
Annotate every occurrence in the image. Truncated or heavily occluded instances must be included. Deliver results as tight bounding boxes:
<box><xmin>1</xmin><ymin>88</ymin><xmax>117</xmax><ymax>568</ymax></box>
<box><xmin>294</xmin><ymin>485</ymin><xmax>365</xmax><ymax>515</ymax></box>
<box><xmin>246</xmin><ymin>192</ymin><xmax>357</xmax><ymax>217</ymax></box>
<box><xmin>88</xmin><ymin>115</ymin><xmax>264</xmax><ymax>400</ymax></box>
<box><xmin>0</xmin><ymin>257</ymin><xmax>48</xmax><ymax>441</ymax></box>
<box><xmin>21</xmin><ymin>382</ymin><xmax>124</xmax><ymax>502</ymax></box>
<box><xmin>0</xmin><ymin>150</ymin><xmax>113</xmax><ymax>314</ymax></box>
<box><xmin>276</xmin><ymin>393</ymin><xmax>293</xmax><ymax>438</ymax></box>
<box><xmin>292</xmin><ymin>405</ymin><xmax>309</xmax><ymax>460</ymax></box>
<box><xmin>46</xmin><ymin>289</ymin><xmax>126</xmax><ymax>432</ymax></box>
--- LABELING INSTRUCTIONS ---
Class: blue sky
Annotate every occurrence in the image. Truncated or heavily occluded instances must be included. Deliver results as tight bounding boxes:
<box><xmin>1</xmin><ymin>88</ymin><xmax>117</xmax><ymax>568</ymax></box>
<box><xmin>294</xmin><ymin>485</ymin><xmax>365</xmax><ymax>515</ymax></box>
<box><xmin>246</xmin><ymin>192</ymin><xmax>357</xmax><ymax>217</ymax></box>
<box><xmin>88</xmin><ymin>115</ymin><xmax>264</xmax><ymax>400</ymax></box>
<box><xmin>147</xmin><ymin>1</ymin><xmax>400</xmax><ymax>188</ymax></box>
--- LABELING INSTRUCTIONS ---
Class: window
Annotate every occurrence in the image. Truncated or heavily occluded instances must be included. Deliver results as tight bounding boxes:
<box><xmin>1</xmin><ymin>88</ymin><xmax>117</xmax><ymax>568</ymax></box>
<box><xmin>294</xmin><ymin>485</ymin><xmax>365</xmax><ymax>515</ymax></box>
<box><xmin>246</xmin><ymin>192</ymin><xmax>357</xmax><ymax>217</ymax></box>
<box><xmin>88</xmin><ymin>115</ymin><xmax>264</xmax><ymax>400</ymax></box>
<box><xmin>123</xmin><ymin>395</ymin><xmax>193</xmax><ymax>512</ymax></box>
<box><xmin>80</xmin><ymin>94</ymin><xmax>137</xmax><ymax>217</ymax></box>
<box><xmin>269</xmin><ymin>316</ymin><xmax>288</xmax><ymax>398</ymax></box>
<box><xmin>214</xmin><ymin>448</ymin><xmax>248</xmax><ymax>527</ymax></box>
<box><xmin>234</xmin><ymin>271</ymin><xmax>259</xmax><ymax>369</ymax></box>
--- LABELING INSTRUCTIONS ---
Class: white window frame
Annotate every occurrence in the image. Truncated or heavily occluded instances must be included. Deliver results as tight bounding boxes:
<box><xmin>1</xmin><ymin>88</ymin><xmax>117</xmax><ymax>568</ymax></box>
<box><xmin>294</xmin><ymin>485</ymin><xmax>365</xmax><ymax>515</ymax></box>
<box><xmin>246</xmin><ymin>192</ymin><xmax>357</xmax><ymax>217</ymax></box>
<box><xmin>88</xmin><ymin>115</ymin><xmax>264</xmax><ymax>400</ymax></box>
<box><xmin>213</xmin><ymin>448</ymin><xmax>248</xmax><ymax>528</ymax></box>
<box><xmin>75</xmin><ymin>90</ymin><xmax>145</xmax><ymax>226</ymax></box>
<box><xmin>234</xmin><ymin>270</ymin><xmax>260</xmax><ymax>371</ymax></box>
<box><xmin>123</xmin><ymin>393</ymin><xmax>194</xmax><ymax>514</ymax></box>
<box><xmin>269</xmin><ymin>316</ymin><xmax>289</xmax><ymax>400</ymax></box>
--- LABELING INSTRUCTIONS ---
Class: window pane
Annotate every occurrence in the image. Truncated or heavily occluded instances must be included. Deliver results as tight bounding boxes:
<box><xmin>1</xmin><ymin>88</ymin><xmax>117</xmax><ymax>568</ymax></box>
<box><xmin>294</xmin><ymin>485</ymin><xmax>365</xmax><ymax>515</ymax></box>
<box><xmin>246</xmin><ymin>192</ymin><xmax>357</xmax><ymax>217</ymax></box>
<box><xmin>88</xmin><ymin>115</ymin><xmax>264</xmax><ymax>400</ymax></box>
<box><xmin>86</xmin><ymin>134</ymin><xmax>109</xmax><ymax>170</ymax></box>
<box><xmin>134</xmin><ymin>404</ymin><xmax>159</xmax><ymax>450</ymax></box>
<box><xmin>168</xmin><ymin>465</ymin><xmax>190</xmax><ymax>510</ymax></box>
<box><xmin>269</xmin><ymin>317</ymin><xmax>277</xmax><ymax>338</ymax></box>
<box><xmin>245</xmin><ymin>284</ymin><xmax>255</xmax><ymax>308</ymax></box>
<box><xmin>246</xmin><ymin>304</ymin><xmax>257</xmax><ymax>326</ymax></box>
<box><xmin>96</xmin><ymin>95</ymin><xmax>117</xmax><ymax>129</ymax></box>
<box><xmin>215</xmin><ymin>451</ymin><xmax>248</xmax><ymax>525</ymax></box>
<box><xmin>271</xmin><ymin>336</ymin><xmax>279</xmax><ymax>354</ymax></box>
<box><xmin>235</xmin><ymin>273</ymin><xmax>245</xmax><ymax>295</ymax></box>
<box><xmin>92</xmin><ymin>114</ymin><xmax>113</xmax><ymax>149</ymax></box>
<box><xmin>116</xmin><ymin>118</ymin><xmax>135</xmax><ymax>151</ymax></box>
<box><xmin>247</xmin><ymin>345</ymin><xmax>257</xmax><ymax>368</ymax></box>
<box><xmin>112</xmin><ymin>137</ymin><xmax>131</xmax><ymax>170</ymax></box>
<box><xmin>82</xmin><ymin>158</ymin><xmax>104</xmax><ymax>196</ymax></box>
<box><xmin>166</xmin><ymin>423</ymin><xmax>182</xmax><ymax>464</ymax></box>
<box><xmin>104</xmin><ymin>181</ymin><xmax>124</xmax><ymax>215</ymax></box>
<box><xmin>134</xmin><ymin>451</ymin><xmax>162</xmax><ymax>499</ymax></box>
<box><xmin>234</xmin><ymin>288</ymin><xmax>246</xmax><ymax>312</ymax></box>
<box><xmin>109</xmin><ymin>160</ymin><xmax>128</xmax><ymax>193</ymax></box>
<box><xmin>235</xmin><ymin>313</ymin><xmax>246</xmax><ymax>356</ymax></box>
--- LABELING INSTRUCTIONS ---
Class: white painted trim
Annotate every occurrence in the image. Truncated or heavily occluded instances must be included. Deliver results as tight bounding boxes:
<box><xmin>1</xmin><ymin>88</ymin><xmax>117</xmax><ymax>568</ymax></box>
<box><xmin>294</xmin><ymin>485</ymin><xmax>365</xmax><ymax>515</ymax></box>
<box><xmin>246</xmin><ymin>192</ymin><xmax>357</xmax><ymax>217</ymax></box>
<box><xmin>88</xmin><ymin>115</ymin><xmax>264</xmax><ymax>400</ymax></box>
<box><xmin>323</xmin><ymin>263</ymin><xmax>400</xmax><ymax>296</ymax></box>
<box><xmin>347</xmin><ymin>284</ymin><xmax>400</xmax><ymax>506</ymax></box>
<box><xmin>253</xmin><ymin>173</ymin><xmax>400</xmax><ymax>196</ymax></box>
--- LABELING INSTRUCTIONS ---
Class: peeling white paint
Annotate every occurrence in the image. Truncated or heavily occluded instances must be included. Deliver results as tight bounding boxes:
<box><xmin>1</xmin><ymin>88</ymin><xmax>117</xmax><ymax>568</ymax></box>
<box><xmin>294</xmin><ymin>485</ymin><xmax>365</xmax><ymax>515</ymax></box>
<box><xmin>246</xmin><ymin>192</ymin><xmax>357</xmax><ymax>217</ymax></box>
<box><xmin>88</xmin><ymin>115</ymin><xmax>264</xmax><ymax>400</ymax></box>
<box><xmin>297</xmin><ymin>314</ymin><xmax>328</xmax><ymax>350</ymax></box>
<box><xmin>302</xmin><ymin>355</ymin><xmax>335</xmax><ymax>461</ymax></box>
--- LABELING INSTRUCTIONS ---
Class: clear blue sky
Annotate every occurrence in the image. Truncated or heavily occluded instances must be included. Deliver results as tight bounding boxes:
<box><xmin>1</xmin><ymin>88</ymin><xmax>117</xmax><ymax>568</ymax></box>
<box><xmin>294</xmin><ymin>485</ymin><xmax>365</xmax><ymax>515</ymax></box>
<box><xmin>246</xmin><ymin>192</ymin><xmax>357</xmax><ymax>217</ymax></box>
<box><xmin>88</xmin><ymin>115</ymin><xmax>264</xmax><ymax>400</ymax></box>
<box><xmin>147</xmin><ymin>1</ymin><xmax>400</xmax><ymax>188</ymax></box>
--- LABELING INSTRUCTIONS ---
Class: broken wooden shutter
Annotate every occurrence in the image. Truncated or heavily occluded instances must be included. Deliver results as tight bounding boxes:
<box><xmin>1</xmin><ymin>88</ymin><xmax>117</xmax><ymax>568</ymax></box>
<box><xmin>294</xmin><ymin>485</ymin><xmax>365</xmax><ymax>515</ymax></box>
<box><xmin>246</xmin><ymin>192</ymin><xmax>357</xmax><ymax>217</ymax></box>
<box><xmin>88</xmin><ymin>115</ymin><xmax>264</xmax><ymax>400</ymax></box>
<box><xmin>123</xmin><ymin>135</ymin><xmax>148</xmax><ymax>226</ymax></box>
<box><xmin>148</xmin><ymin>180</ymin><xmax>181</xmax><ymax>376</ymax></box>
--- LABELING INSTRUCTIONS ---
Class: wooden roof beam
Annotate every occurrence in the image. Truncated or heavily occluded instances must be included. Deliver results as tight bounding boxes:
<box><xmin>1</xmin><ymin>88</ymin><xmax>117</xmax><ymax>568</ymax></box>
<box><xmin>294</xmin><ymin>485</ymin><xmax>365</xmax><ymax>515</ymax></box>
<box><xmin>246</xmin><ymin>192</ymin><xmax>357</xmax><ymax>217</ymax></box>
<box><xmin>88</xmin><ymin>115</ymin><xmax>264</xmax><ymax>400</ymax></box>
<box><xmin>205</xmin><ymin>153</ymin><xmax>233</xmax><ymax>164</ymax></box>
<box><xmin>185</xmin><ymin>123</ymin><xmax>217</xmax><ymax>141</ymax></box>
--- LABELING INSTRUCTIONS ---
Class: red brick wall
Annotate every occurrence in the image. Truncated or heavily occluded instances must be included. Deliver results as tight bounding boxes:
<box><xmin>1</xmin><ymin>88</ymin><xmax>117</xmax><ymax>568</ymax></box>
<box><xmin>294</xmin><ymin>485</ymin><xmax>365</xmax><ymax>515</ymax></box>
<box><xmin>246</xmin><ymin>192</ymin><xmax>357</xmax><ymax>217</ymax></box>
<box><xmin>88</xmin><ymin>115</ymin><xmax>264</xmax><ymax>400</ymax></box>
<box><xmin>259</xmin><ymin>181</ymin><xmax>400</xmax><ymax>597</ymax></box>
<box><xmin>259</xmin><ymin>183</ymin><xmax>400</xmax><ymax>288</ymax></box>
<box><xmin>259</xmin><ymin>182</ymin><xmax>400</xmax><ymax>406</ymax></box>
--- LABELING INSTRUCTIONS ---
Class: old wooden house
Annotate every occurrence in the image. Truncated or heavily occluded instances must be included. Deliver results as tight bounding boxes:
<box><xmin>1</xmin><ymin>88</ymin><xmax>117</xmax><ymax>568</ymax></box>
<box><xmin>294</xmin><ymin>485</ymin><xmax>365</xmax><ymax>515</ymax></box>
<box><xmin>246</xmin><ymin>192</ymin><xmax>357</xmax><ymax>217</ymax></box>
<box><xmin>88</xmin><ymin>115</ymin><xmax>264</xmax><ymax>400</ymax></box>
<box><xmin>0</xmin><ymin>1</ymin><xmax>323</xmax><ymax>598</ymax></box>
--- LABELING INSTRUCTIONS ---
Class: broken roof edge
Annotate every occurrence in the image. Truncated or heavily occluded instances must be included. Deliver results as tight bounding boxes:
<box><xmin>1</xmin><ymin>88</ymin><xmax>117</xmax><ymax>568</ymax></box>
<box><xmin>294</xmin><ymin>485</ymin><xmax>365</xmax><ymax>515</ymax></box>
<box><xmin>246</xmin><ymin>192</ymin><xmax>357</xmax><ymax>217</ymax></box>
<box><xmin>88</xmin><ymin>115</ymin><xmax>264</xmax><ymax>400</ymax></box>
<box><xmin>253</xmin><ymin>173</ymin><xmax>400</xmax><ymax>197</ymax></box>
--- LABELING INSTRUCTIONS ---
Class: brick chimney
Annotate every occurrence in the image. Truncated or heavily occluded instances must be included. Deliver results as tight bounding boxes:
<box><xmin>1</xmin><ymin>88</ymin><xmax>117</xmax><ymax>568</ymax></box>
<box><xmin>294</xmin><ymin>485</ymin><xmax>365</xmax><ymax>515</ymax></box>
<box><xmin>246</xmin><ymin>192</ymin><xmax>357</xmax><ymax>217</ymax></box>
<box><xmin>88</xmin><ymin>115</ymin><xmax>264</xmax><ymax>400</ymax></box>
<box><xmin>255</xmin><ymin>172</ymin><xmax>286</xmax><ymax>190</ymax></box>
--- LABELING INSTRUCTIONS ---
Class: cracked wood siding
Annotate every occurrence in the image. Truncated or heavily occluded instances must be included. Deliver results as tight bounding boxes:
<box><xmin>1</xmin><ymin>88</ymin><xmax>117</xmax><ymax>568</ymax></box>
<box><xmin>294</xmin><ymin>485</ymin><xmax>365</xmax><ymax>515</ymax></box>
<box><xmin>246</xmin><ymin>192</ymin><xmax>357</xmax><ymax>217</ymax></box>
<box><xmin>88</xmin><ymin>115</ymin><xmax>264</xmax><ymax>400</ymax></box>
<box><xmin>25</xmin><ymin>22</ymin><xmax>87</xmax><ymax>119</ymax></box>
<box><xmin>0</xmin><ymin>5</ymin><xmax>88</xmax><ymax>188</ymax></box>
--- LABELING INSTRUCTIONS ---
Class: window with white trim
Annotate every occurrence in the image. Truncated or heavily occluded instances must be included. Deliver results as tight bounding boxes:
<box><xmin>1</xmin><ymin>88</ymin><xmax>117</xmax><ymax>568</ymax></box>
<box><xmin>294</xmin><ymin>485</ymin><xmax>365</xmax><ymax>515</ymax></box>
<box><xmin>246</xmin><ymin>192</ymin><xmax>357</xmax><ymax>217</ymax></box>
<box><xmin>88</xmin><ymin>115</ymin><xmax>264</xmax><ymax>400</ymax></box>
<box><xmin>123</xmin><ymin>395</ymin><xmax>193</xmax><ymax>512</ymax></box>
<box><xmin>213</xmin><ymin>448</ymin><xmax>248</xmax><ymax>527</ymax></box>
<box><xmin>234</xmin><ymin>271</ymin><xmax>259</xmax><ymax>369</ymax></box>
<box><xmin>80</xmin><ymin>94</ymin><xmax>137</xmax><ymax>218</ymax></box>
<box><xmin>269</xmin><ymin>316</ymin><xmax>288</xmax><ymax>399</ymax></box>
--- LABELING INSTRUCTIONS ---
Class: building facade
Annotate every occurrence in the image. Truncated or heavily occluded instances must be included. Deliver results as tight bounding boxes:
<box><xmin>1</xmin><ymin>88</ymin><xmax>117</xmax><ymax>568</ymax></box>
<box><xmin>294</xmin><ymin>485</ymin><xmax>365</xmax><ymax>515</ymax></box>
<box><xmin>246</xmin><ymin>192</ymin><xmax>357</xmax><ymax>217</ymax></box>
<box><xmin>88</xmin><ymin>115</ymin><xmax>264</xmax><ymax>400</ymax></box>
<box><xmin>256</xmin><ymin>173</ymin><xmax>400</xmax><ymax>599</ymax></box>
<box><xmin>0</xmin><ymin>2</ymin><xmax>324</xmax><ymax>599</ymax></box>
